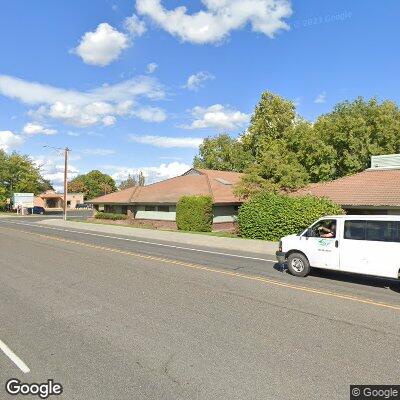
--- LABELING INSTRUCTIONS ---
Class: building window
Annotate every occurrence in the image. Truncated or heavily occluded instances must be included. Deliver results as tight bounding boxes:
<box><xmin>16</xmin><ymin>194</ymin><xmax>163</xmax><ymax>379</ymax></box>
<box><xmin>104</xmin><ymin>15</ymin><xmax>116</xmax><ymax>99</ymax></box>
<box><xmin>145</xmin><ymin>205</ymin><xmax>156</xmax><ymax>211</ymax></box>
<box><xmin>105</xmin><ymin>205</ymin><xmax>115</xmax><ymax>213</ymax></box>
<box><xmin>157</xmin><ymin>205</ymin><xmax>169</xmax><ymax>212</ymax></box>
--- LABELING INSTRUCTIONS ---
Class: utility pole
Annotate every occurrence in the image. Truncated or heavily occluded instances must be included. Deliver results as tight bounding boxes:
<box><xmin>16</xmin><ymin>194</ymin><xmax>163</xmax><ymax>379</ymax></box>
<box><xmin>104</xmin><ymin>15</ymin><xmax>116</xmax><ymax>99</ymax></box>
<box><xmin>63</xmin><ymin>147</ymin><xmax>70</xmax><ymax>221</ymax></box>
<box><xmin>43</xmin><ymin>145</ymin><xmax>71</xmax><ymax>222</ymax></box>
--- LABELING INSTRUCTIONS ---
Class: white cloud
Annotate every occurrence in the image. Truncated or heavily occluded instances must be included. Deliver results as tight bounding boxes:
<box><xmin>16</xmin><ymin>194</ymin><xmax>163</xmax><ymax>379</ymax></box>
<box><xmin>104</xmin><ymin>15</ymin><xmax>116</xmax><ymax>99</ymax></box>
<box><xmin>185</xmin><ymin>71</ymin><xmax>214</xmax><ymax>91</ymax></box>
<box><xmin>33</xmin><ymin>156</ymin><xmax>79</xmax><ymax>190</ymax></box>
<box><xmin>132</xmin><ymin>106</ymin><xmax>166</xmax><ymax>122</ymax></box>
<box><xmin>102</xmin><ymin>115</ymin><xmax>117</xmax><ymax>126</ymax></box>
<box><xmin>128</xmin><ymin>134</ymin><xmax>203</xmax><ymax>148</ymax></box>
<box><xmin>314</xmin><ymin>92</ymin><xmax>326</xmax><ymax>104</ymax></box>
<box><xmin>74</xmin><ymin>23</ymin><xmax>129</xmax><ymax>66</ymax></box>
<box><xmin>183</xmin><ymin>104</ymin><xmax>250</xmax><ymax>131</ymax></box>
<box><xmin>136</xmin><ymin>0</ymin><xmax>292</xmax><ymax>44</ymax></box>
<box><xmin>146</xmin><ymin>62</ymin><xmax>158</xmax><ymax>74</ymax></box>
<box><xmin>82</xmin><ymin>148</ymin><xmax>116</xmax><ymax>156</ymax></box>
<box><xmin>124</xmin><ymin>14</ymin><xmax>147</xmax><ymax>37</ymax></box>
<box><xmin>0</xmin><ymin>130</ymin><xmax>24</xmax><ymax>152</ymax></box>
<box><xmin>106</xmin><ymin>161</ymin><xmax>191</xmax><ymax>184</ymax></box>
<box><xmin>23</xmin><ymin>122</ymin><xmax>57</xmax><ymax>136</ymax></box>
<box><xmin>0</xmin><ymin>74</ymin><xmax>165</xmax><ymax>127</ymax></box>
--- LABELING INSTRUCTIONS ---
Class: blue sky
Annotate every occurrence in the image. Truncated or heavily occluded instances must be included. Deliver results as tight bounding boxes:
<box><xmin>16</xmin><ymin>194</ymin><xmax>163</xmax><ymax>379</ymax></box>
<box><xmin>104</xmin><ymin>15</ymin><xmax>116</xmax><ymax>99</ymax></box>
<box><xmin>0</xmin><ymin>0</ymin><xmax>399</xmax><ymax>189</ymax></box>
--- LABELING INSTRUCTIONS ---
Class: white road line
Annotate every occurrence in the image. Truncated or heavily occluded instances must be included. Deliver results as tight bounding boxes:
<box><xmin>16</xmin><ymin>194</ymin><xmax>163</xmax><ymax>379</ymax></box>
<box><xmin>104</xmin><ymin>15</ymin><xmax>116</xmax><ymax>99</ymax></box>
<box><xmin>0</xmin><ymin>220</ymin><xmax>277</xmax><ymax>263</ymax></box>
<box><xmin>0</xmin><ymin>339</ymin><xmax>30</xmax><ymax>373</ymax></box>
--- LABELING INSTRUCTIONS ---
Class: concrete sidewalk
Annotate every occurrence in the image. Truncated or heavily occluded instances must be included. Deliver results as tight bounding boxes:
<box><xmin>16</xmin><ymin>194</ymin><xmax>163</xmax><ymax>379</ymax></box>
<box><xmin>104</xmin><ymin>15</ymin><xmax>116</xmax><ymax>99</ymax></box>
<box><xmin>38</xmin><ymin>219</ymin><xmax>278</xmax><ymax>256</ymax></box>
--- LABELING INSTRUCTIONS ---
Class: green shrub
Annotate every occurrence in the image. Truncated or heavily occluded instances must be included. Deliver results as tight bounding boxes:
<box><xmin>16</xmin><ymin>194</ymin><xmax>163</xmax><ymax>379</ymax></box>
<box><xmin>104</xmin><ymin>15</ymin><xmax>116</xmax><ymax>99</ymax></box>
<box><xmin>176</xmin><ymin>195</ymin><xmax>213</xmax><ymax>232</ymax></box>
<box><xmin>238</xmin><ymin>192</ymin><xmax>344</xmax><ymax>241</ymax></box>
<box><xmin>95</xmin><ymin>212</ymin><xmax>128</xmax><ymax>221</ymax></box>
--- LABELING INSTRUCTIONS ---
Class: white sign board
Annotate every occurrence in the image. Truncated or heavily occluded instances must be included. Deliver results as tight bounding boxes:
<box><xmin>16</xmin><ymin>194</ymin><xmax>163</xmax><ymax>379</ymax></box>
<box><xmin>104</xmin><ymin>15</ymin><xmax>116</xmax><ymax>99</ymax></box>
<box><xmin>12</xmin><ymin>193</ymin><xmax>34</xmax><ymax>209</ymax></box>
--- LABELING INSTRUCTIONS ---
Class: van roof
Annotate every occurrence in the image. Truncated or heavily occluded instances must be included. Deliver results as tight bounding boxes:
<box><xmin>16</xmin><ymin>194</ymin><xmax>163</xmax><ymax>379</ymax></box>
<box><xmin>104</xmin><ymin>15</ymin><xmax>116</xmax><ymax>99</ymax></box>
<box><xmin>322</xmin><ymin>215</ymin><xmax>400</xmax><ymax>221</ymax></box>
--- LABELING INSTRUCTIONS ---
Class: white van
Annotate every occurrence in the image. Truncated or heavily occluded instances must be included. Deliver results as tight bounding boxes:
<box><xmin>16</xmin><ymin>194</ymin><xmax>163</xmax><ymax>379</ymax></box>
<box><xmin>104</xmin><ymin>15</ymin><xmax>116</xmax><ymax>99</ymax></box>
<box><xmin>276</xmin><ymin>215</ymin><xmax>400</xmax><ymax>279</ymax></box>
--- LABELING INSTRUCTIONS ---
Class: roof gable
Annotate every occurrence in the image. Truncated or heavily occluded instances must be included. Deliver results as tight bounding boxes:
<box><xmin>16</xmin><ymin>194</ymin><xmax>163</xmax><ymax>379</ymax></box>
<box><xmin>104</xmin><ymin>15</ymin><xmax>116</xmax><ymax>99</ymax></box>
<box><xmin>90</xmin><ymin>168</ymin><xmax>243</xmax><ymax>204</ymax></box>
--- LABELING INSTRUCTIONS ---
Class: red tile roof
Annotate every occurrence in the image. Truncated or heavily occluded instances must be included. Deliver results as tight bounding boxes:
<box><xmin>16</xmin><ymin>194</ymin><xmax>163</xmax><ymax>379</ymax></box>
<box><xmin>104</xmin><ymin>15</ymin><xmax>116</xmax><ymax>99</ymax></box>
<box><xmin>90</xmin><ymin>168</ymin><xmax>243</xmax><ymax>205</ymax></box>
<box><xmin>293</xmin><ymin>169</ymin><xmax>400</xmax><ymax>207</ymax></box>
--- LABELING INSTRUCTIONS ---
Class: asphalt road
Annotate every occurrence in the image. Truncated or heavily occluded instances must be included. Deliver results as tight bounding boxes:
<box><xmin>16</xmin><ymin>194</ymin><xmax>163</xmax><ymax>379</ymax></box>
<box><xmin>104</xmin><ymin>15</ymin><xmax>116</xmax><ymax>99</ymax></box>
<box><xmin>7</xmin><ymin>210</ymin><xmax>93</xmax><ymax>219</ymax></box>
<box><xmin>1</xmin><ymin>217</ymin><xmax>400</xmax><ymax>399</ymax></box>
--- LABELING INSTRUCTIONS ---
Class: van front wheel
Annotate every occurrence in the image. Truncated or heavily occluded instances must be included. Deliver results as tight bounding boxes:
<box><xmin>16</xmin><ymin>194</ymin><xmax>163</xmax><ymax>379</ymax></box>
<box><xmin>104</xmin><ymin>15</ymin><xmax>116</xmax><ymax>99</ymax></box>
<box><xmin>287</xmin><ymin>253</ymin><xmax>310</xmax><ymax>277</ymax></box>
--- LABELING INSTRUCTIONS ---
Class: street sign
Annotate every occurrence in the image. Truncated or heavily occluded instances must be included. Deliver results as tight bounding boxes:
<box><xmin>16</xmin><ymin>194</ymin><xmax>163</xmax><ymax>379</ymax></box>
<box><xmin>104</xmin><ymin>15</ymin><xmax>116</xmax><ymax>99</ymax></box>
<box><xmin>12</xmin><ymin>193</ymin><xmax>34</xmax><ymax>209</ymax></box>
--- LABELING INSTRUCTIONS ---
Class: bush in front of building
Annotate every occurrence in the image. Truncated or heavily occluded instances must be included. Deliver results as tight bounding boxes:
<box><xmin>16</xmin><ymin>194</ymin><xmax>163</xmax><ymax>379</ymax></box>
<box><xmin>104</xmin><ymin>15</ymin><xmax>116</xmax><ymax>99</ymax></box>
<box><xmin>176</xmin><ymin>195</ymin><xmax>213</xmax><ymax>232</ymax></box>
<box><xmin>94</xmin><ymin>212</ymin><xmax>128</xmax><ymax>221</ymax></box>
<box><xmin>238</xmin><ymin>192</ymin><xmax>344</xmax><ymax>241</ymax></box>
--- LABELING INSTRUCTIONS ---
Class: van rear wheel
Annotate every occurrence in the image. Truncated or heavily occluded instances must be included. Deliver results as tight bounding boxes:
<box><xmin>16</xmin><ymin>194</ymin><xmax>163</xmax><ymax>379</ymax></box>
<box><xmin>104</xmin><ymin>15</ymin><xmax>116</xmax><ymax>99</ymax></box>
<box><xmin>287</xmin><ymin>253</ymin><xmax>310</xmax><ymax>277</ymax></box>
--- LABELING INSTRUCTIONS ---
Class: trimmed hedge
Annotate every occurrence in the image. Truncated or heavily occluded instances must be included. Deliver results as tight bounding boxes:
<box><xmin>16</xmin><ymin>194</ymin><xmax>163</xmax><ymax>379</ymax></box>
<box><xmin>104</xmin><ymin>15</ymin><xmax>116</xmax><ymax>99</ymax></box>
<box><xmin>95</xmin><ymin>212</ymin><xmax>128</xmax><ymax>221</ymax></box>
<box><xmin>238</xmin><ymin>192</ymin><xmax>344</xmax><ymax>241</ymax></box>
<box><xmin>176</xmin><ymin>195</ymin><xmax>213</xmax><ymax>232</ymax></box>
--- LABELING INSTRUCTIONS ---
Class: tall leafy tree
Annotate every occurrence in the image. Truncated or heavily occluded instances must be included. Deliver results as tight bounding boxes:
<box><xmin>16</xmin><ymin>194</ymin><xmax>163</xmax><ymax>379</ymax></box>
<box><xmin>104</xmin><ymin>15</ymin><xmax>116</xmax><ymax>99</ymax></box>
<box><xmin>0</xmin><ymin>150</ymin><xmax>50</xmax><ymax>197</ymax></box>
<box><xmin>195</xmin><ymin>92</ymin><xmax>400</xmax><ymax>198</ymax></box>
<box><xmin>241</xmin><ymin>91</ymin><xmax>296</xmax><ymax>157</ymax></box>
<box><xmin>0</xmin><ymin>150</ymin><xmax>53</xmax><ymax>209</ymax></box>
<box><xmin>193</xmin><ymin>133</ymin><xmax>253</xmax><ymax>172</ymax></box>
<box><xmin>68</xmin><ymin>170</ymin><xmax>117</xmax><ymax>200</ymax></box>
<box><xmin>314</xmin><ymin>97</ymin><xmax>400</xmax><ymax>178</ymax></box>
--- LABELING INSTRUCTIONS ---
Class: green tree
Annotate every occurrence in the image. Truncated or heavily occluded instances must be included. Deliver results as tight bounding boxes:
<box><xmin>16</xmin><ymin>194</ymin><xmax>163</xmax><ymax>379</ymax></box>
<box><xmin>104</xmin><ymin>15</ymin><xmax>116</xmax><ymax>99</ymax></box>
<box><xmin>314</xmin><ymin>97</ymin><xmax>400</xmax><ymax>178</ymax></box>
<box><xmin>0</xmin><ymin>150</ymin><xmax>50</xmax><ymax>197</ymax></box>
<box><xmin>241</xmin><ymin>91</ymin><xmax>296</xmax><ymax>157</ymax></box>
<box><xmin>0</xmin><ymin>186</ymin><xmax>7</xmax><ymax>210</ymax></box>
<box><xmin>68</xmin><ymin>170</ymin><xmax>117</xmax><ymax>200</ymax></box>
<box><xmin>282</xmin><ymin>120</ymin><xmax>337</xmax><ymax>183</ymax></box>
<box><xmin>236</xmin><ymin>92</ymin><xmax>311</xmax><ymax>194</ymax></box>
<box><xmin>194</xmin><ymin>92</ymin><xmax>400</xmax><ymax>198</ymax></box>
<box><xmin>193</xmin><ymin>133</ymin><xmax>253</xmax><ymax>172</ymax></box>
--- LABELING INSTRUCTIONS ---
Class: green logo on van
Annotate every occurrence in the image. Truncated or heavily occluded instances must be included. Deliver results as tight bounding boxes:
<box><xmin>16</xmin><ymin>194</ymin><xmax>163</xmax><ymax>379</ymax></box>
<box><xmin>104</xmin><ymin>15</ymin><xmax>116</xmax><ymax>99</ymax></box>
<box><xmin>317</xmin><ymin>239</ymin><xmax>331</xmax><ymax>247</ymax></box>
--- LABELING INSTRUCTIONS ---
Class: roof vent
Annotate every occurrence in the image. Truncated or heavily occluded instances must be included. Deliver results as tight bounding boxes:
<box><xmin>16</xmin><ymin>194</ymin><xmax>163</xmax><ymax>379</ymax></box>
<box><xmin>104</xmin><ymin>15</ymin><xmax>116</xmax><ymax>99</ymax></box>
<box><xmin>215</xmin><ymin>178</ymin><xmax>232</xmax><ymax>185</ymax></box>
<box><xmin>370</xmin><ymin>154</ymin><xmax>400</xmax><ymax>170</ymax></box>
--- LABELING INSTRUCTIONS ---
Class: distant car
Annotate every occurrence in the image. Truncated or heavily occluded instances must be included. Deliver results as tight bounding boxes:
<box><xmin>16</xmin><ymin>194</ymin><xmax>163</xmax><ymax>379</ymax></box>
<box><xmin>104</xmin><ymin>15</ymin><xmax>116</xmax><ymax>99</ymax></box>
<box><xmin>28</xmin><ymin>206</ymin><xmax>45</xmax><ymax>215</ymax></box>
<box><xmin>76</xmin><ymin>203</ymin><xmax>92</xmax><ymax>209</ymax></box>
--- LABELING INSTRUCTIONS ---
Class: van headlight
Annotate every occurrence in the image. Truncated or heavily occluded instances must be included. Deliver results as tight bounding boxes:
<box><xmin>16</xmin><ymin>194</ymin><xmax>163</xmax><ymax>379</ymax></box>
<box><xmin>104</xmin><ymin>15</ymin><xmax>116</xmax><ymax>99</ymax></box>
<box><xmin>278</xmin><ymin>240</ymin><xmax>282</xmax><ymax>252</ymax></box>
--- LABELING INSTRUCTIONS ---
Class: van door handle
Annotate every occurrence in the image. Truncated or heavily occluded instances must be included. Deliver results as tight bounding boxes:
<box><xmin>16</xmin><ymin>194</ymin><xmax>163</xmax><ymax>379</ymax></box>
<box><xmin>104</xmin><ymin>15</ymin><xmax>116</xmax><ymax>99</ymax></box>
<box><xmin>335</xmin><ymin>240</ymin><xmax>339</xmax><ymax>248</ymax></box>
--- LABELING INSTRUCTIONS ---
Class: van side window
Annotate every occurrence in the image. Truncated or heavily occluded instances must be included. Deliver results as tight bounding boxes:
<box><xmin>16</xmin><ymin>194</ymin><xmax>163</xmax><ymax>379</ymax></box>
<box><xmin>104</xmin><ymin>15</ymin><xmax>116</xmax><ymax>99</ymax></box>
<box><xmin>366</xmin><ymin>221</ymin><xmax>399</xmax><ymax>243</ymax></box>
<box><xmin>344</xmin><ymin>220</ymin><xmax>366</xmax><ymax>240</ymax></box>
